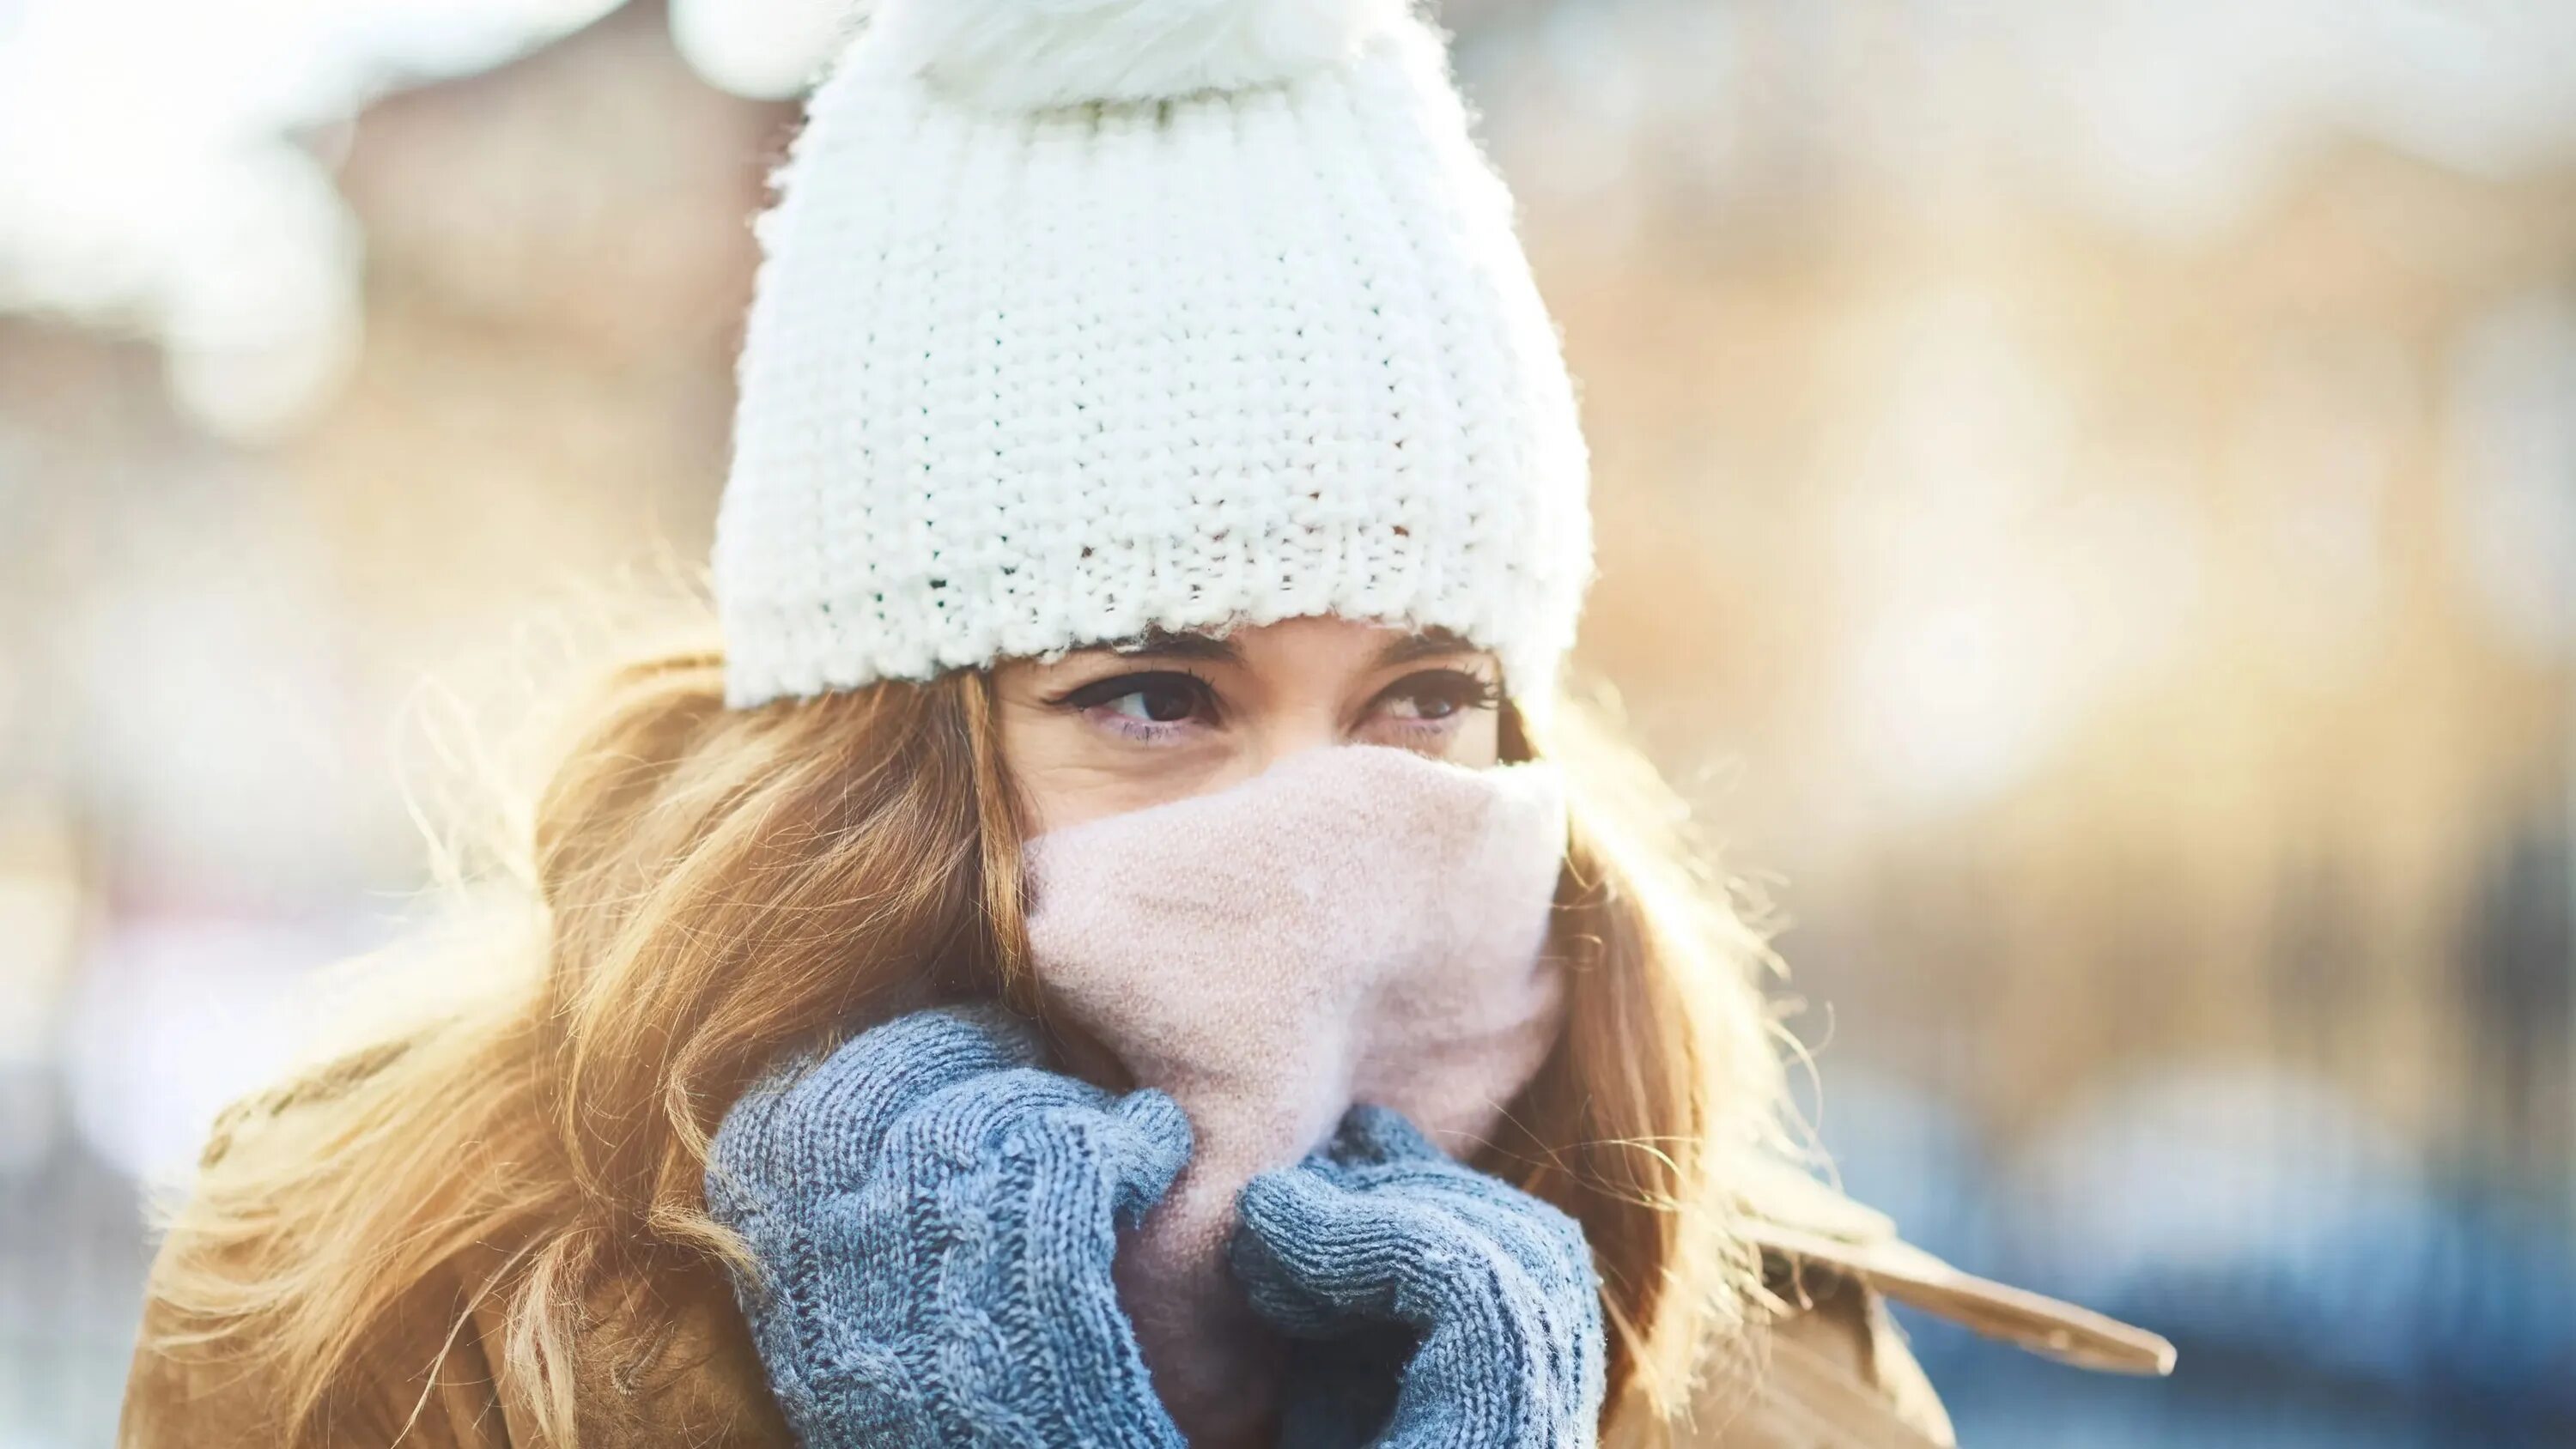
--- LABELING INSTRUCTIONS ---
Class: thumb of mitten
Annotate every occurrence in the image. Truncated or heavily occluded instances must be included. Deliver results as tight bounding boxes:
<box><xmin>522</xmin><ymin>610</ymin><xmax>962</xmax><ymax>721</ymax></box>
<box><xmin>1099</xmin><ymin>1088</ymin><xmax>1194</xmax><ymax>1227</ymax></box>
<box><xmin>1231</xmin><ymin>1164</ymin><xmax>1409</xmax><ymax>1337</ymax></box>
<box><xmin>1326</xmin><ymin>1101</ymin><xmax>1448</xmax><ymax>1170</ymax></box>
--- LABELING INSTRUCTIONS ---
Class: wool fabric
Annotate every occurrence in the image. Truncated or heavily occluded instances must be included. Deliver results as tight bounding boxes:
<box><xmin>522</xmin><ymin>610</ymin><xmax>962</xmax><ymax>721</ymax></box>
<box><xmin>1234</xmin><ymin>1104</ymin><xmax>1607</xmax><ymax>1447</ymax></box>
<box><xmin>705</xmin><ymin>1007</ymin><xmax>1194</xmax><ymax>1447</ymax></box>
<box><xmin>1023</xmin><ymin>744</ymin><xmax>1569</xmax><ymax>1443</ymax></box>
<box><xmin>715</xmin><ymin>0</ymin><xmax>1593</xmax><ymax>706</ymax></box>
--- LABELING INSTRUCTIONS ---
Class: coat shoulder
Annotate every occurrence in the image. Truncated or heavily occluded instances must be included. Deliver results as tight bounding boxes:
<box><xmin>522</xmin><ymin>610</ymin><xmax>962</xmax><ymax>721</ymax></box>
<box><xmin>1728</xmin><ymin>1154</ymin><xmax>2174</xmax><ymax>1377</ymax></box>
<box><xmin>118</xmin><ymin>1041</ymin><xmax>793</xmax><ymax>1449</ymax></box>
<box><xmin>1665</xmin><ymin>1152</ymin><xmax>2175</xmax><ymax>1448</ymax></box>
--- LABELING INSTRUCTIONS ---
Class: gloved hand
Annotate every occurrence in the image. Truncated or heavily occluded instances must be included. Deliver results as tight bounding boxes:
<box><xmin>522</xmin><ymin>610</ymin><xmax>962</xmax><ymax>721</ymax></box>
<box><xmin>1229</xmin><ymin>1104</ymin><xmax>1608</xmax><ymax>1449</ymax></box>
<box><xmin>705</xmin><ymin>1005</ymin><xmax>1190</xmax><ymax>1449</ymax></box>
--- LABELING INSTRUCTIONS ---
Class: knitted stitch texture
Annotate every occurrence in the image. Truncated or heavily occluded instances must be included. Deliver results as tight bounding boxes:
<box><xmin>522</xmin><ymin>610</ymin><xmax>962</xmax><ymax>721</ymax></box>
<box><xmin>1231</xmin><ymin>1104</ymin><xmax>1608</xmax><ymax>1448</ymax></box>
<box><xmin>704</xmin><ymin>1006</ymin><xmax>1190</xmax><ymax>1448</ymax></box>
<box><xmin>716</xmin><ymin>0</ymin><xmax>1594</xmax><ymax>706</ymax></box>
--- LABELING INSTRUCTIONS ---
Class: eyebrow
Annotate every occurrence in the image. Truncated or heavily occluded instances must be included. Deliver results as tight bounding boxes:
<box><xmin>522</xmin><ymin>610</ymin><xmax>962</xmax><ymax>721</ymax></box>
<box><xmin>1102</xmin><ymin>629</ymin><xmax>1243</xmax><ymax>664</ymax></box>
<box><xmin>1370</xmin><ymin>628</ymin><xmax>1481</xmax><ymax>669</ymax></box>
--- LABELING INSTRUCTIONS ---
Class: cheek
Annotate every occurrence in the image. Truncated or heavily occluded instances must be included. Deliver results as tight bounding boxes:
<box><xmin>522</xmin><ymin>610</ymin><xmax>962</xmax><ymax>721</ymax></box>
<box><xmin>1454</xmin><ymin>707</ymin><xmax>1502</xmax><ymax>767</ymax></box>
<box><xmin>1346</xmin><ymin>710</ymin><xmax>1502</xmax><ymax>766</ymax></box>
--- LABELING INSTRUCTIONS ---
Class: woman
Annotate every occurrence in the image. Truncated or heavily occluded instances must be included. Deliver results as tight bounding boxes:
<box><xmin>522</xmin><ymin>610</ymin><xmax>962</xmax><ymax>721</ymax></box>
<box><xmin>119</xmin><ymin>1</ymin><xmax>2170</xmax><ymax>1445</ymax></box>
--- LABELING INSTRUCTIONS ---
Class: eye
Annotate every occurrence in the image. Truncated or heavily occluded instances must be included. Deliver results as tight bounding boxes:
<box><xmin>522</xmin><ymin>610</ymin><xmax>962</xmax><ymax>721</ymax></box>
<box><xmin>1370</xmin><ymin>668</ymin><xmax>1503</xmax><ymax>724</ymax></box>
<box><xmin>1059</xmin><ymin>670</ymin><xmax>1219</xmax><ymax>728</ymax></box>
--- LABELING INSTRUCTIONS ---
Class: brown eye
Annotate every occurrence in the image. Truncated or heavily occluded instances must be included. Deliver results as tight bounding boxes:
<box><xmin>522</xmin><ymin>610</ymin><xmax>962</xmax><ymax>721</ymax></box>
<box><xmin>1374</xmin><ymin>669</ymin><xmax>1504</xmax><ymax>722</ymax></box>
<box><xmin>1116</xmin><ymin>681</ymin><xmax>1201</xmax><ymax>723</ymax></box>
<box><xmin>1061</xmin><ymin>670</ymin><xmax>1218</xmax><ymax>727</ymax></box>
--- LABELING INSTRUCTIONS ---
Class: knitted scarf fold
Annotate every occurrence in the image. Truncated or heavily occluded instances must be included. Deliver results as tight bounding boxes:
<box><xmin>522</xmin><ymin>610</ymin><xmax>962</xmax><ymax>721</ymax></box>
<box><xmin>1024</xmin><ymin>746</ymin><xmax>1569</xmax><ymax>1445</ymax></box>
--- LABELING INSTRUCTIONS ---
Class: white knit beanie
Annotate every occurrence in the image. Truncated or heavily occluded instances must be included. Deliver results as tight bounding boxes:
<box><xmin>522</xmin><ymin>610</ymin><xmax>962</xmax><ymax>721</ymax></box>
<box><xmin>714</xmin><ymin>0</ymin><xmax>1593</xmax><ymax>707</ymax></box>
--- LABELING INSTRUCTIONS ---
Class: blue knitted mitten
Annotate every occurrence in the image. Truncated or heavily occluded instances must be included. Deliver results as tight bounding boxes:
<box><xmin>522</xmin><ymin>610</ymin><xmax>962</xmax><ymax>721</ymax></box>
<box><xmin>1230</xmin><ymin>1104</ymin><xmax>1608</xmax><ymax>1449</ymax></box>
<box><xmin>705</xmin><ymin>1005</ymin><xmax>1189</xmax><ymax>1449</ymax></box>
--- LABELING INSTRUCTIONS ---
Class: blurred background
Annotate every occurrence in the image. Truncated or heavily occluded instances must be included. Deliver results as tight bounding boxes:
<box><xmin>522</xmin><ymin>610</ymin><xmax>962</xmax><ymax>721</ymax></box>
<box><xmin>3</xmin><ymin>0</ymin><xmax>2572</xmax><ymax>1443</ymax></box>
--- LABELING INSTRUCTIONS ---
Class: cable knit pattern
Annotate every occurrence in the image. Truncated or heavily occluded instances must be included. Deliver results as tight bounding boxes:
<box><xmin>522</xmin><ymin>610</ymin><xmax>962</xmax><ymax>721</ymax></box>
<box><xmin>705</xmin><ymin>1007</ymin><xmax>1191</xmax><ymax>1448</ymax></box>
<box><xmin>1231</xmin><ymin>1104</ymin><xmax>1607</xmax><ymax>1448</ymax></box>
<box><xmin>716</xmin><ymin>0</ymin><xmax>1593</xmax><ymax>706</ymax></box>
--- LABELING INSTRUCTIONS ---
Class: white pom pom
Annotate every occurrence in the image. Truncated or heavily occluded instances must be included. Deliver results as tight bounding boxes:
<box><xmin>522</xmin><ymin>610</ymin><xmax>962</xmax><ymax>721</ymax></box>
<box><xmin>865</xmin><ymin>0</ymin><xmax>1413</xmax><ymax>110</ymax></box>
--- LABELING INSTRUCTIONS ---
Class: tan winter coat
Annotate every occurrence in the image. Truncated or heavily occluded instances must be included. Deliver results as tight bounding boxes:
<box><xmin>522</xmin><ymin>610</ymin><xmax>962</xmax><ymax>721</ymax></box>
<box><xmin>119</xmin><ymin>1057</ymin><xmax>2169</xmax><ymax>1448</ymax></box>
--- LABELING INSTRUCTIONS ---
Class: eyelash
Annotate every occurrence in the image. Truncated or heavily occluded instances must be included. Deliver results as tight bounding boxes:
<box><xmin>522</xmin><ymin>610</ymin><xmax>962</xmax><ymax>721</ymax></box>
<box><xmin>1051</xmin><ymin>670</ymin><xmax>1221</xmax><ymax>743</ymax></box>
<box><xmin>1044</xmin><ymin>668</ymin><xmax>1503</xmax><ymax>744</ymax></box>
<box><xmin>1376</xmin><ymin>670</ymin><xmax>1505</xmax><ymax>731</ymax></box>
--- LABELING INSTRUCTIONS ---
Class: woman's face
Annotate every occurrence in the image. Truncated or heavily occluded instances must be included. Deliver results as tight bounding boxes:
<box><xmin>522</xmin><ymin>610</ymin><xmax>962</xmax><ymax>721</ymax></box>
<box><xmin>992</xmin><ymin>615</ymin><xmax>1504</xmax><ymax>834</ymax></box>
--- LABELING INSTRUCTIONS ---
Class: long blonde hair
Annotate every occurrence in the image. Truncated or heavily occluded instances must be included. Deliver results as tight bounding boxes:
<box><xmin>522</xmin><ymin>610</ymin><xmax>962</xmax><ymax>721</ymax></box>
<box><xmin>146</xmin><ymin>627</ymin><xmax>1790</xmax><ymax>1444</ymax></box>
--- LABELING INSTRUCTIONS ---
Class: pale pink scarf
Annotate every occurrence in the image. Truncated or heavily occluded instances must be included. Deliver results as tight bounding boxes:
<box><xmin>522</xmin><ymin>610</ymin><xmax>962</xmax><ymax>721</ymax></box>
<box><xmin>1024</xmin><ymin>745</ymin><xmax>1570</xmax><ymax>1446</ymax></box>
